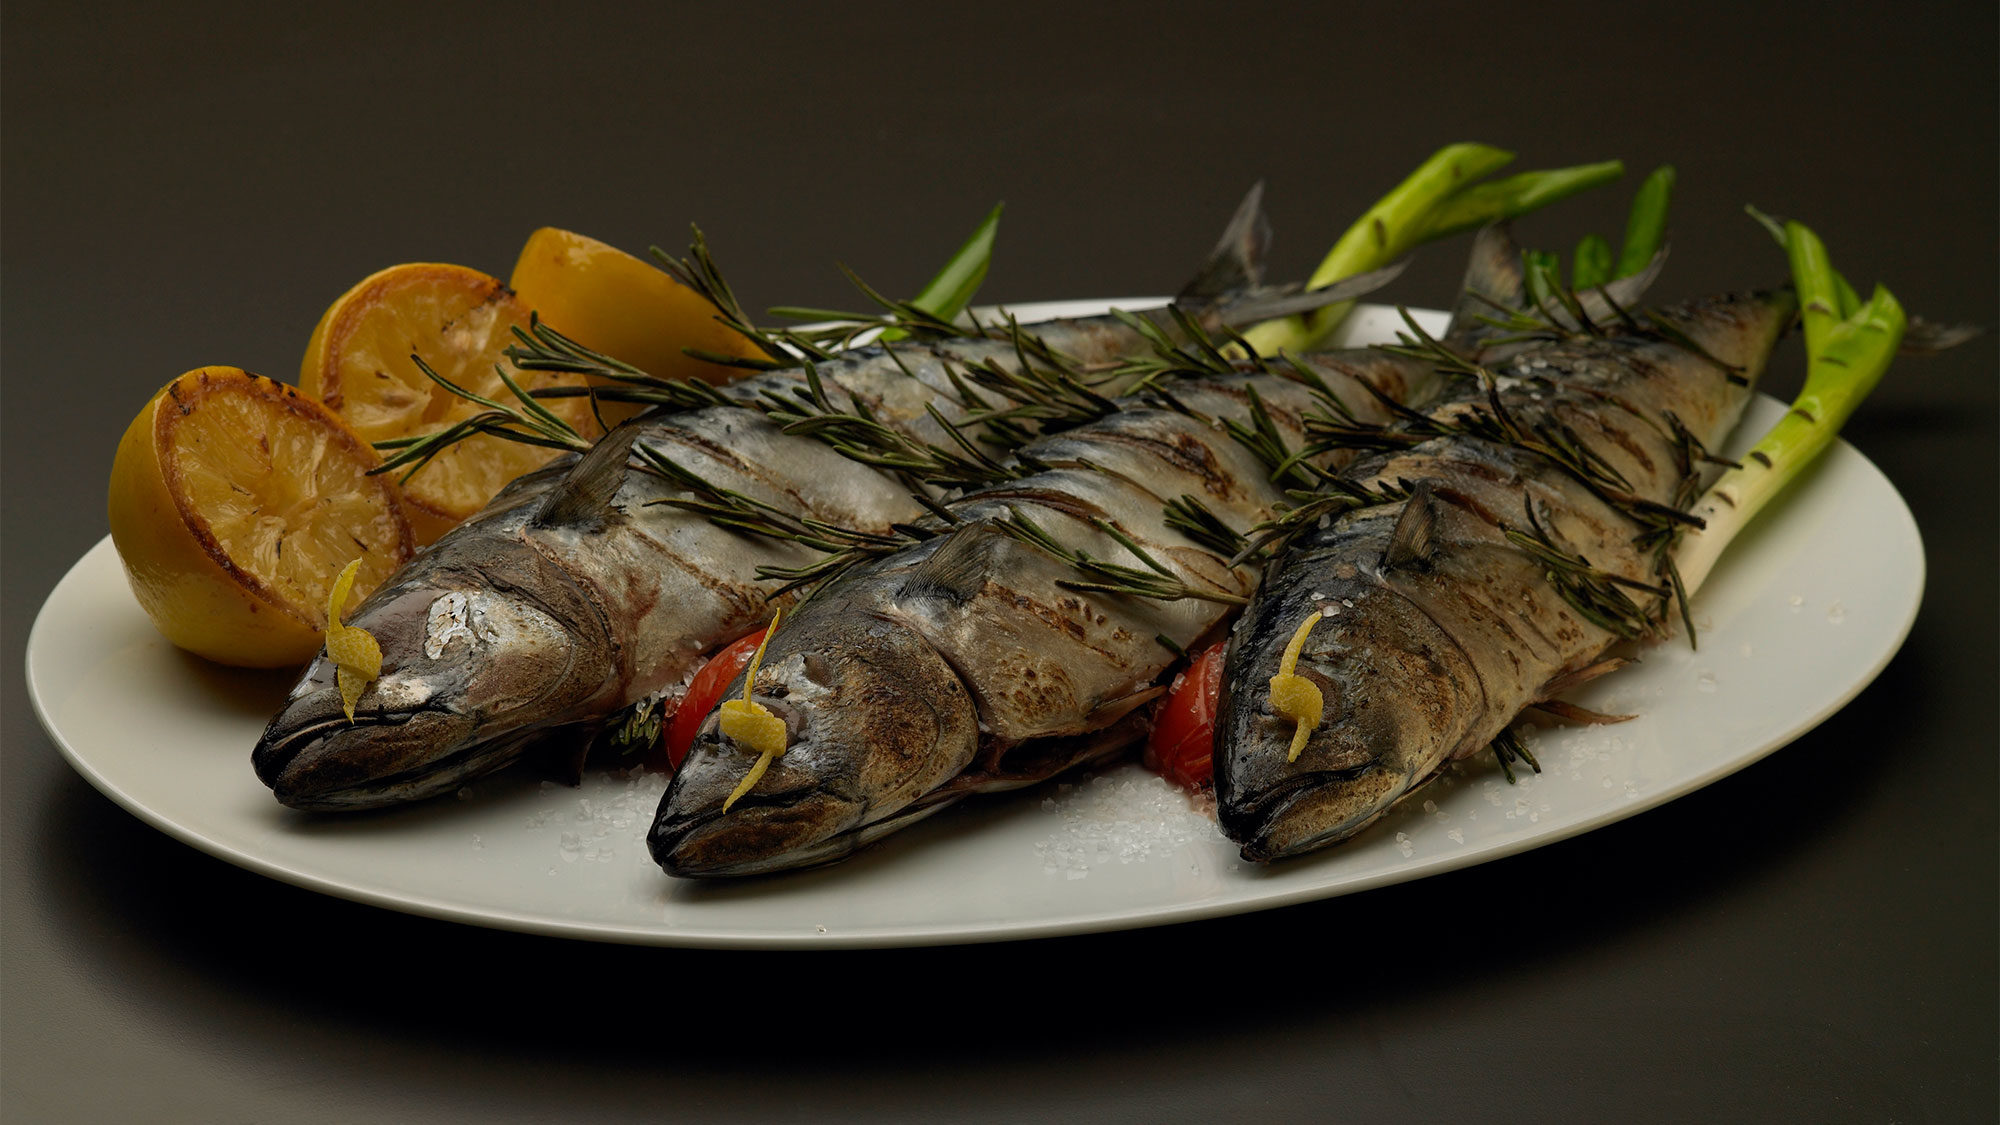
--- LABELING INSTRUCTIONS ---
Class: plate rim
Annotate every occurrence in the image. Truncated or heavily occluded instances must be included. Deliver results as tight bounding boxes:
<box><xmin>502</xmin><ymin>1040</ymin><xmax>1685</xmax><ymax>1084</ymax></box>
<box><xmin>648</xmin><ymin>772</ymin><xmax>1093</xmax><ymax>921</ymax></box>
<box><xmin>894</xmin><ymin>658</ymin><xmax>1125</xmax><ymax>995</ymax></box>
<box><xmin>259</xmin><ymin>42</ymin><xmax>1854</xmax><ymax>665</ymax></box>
<box><xmin>25</xmin><ymin>301</ymin><xmax>1928</xmax><ymax>948</ymax></box>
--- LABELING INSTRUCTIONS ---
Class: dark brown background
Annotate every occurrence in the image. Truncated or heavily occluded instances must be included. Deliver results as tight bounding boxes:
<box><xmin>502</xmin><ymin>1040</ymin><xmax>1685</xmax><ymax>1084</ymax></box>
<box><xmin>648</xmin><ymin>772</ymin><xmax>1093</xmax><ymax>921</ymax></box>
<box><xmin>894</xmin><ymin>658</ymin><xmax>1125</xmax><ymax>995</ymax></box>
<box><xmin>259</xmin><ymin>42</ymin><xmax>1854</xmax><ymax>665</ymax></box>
<box><xmin>5</xmin><ymin>3</ymin><xmax>1994</xmax><ymax>1121</ymax></box>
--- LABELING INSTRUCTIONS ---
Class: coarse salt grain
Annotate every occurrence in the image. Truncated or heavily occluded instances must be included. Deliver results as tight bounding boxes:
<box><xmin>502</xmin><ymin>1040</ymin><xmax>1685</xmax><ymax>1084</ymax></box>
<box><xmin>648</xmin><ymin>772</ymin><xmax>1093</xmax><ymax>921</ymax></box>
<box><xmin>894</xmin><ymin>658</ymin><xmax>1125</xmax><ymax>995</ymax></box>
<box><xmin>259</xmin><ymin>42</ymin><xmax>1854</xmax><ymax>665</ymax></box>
<box><xmin>1031</xmin><ymin>768</ymin><xmax>1218</xmax><ymax>879</ymax></box>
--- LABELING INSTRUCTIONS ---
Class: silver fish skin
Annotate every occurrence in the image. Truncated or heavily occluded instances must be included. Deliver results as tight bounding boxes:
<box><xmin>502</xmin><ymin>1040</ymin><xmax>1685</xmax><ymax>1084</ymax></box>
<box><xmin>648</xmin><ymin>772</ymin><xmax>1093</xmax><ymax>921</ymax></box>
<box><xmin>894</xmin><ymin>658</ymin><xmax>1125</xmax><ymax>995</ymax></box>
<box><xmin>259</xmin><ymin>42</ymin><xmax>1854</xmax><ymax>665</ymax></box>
<box><xmin>252</xmin><ymin>195</ymin><xmax>1397</xmax><ymax>810</ymax></box>
<box><xmin>250</xmin><ymin>320</ymin><xmax>1241</xmax><ymax>810</ymax></box>
<box><xmin>649</xmin><ymin>345</ymin><xmax>1448</xmax><ymax>877</ymax></box>
<box><xmin>1212</xmin><ymin>285</ymin><xmax>1796</xmax><ymax>862</ymax></box>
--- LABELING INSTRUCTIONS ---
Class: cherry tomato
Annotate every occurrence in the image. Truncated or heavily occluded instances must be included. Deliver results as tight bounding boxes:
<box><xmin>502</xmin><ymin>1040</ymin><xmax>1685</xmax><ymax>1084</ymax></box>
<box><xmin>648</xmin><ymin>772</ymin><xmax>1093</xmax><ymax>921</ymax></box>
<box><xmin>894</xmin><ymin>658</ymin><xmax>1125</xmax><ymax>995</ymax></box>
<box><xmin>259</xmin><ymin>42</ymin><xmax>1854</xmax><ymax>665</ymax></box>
<box><xmin>663</xmin><ymin>627</ymin><xmax>767</xmax><ymax>770</ymax></box>
<box><xmin>1144</xmin><ymin>643</ymin><xmax>1223</xmax><ymax>790</ymax></box>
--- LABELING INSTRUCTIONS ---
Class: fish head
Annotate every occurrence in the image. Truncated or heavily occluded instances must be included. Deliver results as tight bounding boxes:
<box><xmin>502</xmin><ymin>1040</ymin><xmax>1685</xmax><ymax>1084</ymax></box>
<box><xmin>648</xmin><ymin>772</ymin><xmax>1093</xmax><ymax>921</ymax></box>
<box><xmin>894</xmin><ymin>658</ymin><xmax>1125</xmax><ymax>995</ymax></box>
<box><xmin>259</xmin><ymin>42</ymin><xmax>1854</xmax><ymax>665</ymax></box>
<box><xmin>1214</xmin><ymin>573</ymin><xmax>1480</xmax><ymax>862</ymax></box>
<box><xmin>649</xmin><ymin>607</ymin><xmax>979</xmax><ymax>877</ymax></box>
<box><xmin>252</xmin><ymin>553</ymin><xmax>618</xmax><ymax>810</ymax></box>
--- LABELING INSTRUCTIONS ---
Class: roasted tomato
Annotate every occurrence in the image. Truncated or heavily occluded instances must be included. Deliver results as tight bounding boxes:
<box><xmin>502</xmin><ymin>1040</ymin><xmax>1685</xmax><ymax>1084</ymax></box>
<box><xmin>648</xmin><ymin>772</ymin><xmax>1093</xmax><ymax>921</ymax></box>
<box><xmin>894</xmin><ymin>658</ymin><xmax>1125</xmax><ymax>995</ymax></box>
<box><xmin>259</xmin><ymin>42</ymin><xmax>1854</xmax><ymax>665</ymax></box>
<box><xmin>1144</xmin><ymin>643</ymin><xmax>1224</xmax><ymax>790</ymax></box>
<box><xmin>663</xmin><ymin>627</ymin><xmax>768</xmax><ymax>769</ymax></box>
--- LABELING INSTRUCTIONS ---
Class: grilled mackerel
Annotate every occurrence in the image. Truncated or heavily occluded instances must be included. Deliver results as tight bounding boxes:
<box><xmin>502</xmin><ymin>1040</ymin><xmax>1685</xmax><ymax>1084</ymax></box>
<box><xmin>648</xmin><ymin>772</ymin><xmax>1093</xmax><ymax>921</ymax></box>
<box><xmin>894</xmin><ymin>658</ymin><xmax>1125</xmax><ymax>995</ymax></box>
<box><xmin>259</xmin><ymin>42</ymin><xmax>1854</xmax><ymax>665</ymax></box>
<box><xmin>1214</xmin><ymin>247</ymin><xmax>1794</xmax><ymax>861</ymax></box>
<box><xmin>644</xmin><ymin>236</ymin><xmax>1560</xmax><ymax>876</ymax></box>
<box><xmin>252</xmin><ymin>194</ymin><xmax>1389</xmax><ymax>810</ymax></box>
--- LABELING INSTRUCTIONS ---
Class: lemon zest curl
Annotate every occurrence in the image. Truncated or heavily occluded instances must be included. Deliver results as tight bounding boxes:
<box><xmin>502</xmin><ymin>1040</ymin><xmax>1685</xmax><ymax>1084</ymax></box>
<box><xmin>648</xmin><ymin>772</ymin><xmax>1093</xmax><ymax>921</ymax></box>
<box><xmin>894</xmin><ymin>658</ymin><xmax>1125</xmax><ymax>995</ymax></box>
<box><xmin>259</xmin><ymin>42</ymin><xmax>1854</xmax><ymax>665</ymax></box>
<box><xmin>720</xmin><ymin>607</ymin><xmax>787</xmax><ymax>811</ymax></box>
<box><xmin>1269</xmin><ymin>607</ymin><xmax>1329</xmax><ymax>762</ymax></box>
<box><xmin>324</xmin><ymin>558</ymin><xmax>382</xmax><ymax>722</ymax></box>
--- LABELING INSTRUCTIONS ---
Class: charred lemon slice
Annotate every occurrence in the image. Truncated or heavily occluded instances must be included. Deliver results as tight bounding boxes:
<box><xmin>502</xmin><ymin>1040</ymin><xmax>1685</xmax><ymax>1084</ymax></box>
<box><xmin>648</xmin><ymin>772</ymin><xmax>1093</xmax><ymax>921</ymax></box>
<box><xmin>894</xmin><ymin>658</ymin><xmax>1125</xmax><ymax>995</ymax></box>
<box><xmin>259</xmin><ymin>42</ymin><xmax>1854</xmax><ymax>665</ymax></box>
<box><xmin>509</xmin><ymin>227</ymin><xmax>768</xmax><ymax>426</ymax></box>
<box><xmin>107</xmin><ymin>366</ymin><xmax>414</xmax><ymax>668</ymax></box>
<box><xmin>300</xmin><ymin>262</ymin><xmax>601</xmax><ymax>544</ymax></box>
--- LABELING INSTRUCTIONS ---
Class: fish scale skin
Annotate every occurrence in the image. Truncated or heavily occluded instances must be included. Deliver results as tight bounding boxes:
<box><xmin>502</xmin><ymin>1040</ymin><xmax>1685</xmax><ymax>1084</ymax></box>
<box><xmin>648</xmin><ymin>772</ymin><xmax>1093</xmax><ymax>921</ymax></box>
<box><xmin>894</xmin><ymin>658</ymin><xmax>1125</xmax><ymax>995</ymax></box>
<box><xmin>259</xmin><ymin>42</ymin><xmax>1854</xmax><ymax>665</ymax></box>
<box><xmin>252</xmin><ymin>312</ymin><xmax>1214</xmax><ymax>811</ymax></box>
<box><xmin>1215</xmin><ymin>291</ymin><xmax>1796</xmax><ymax>861</ymax></box>
<box><xmin>653</xmin><ymin>350</ymin><xmax>1446</xmax><ymax>876</ymax></box>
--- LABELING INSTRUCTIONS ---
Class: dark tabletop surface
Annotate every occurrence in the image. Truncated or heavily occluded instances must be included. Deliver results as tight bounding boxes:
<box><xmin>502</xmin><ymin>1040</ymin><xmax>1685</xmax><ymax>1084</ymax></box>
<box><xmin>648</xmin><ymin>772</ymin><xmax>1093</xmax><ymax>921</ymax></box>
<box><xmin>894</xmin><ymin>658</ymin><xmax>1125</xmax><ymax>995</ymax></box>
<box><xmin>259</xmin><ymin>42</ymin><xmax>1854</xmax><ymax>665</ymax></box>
<box><xmin>5</xmin><ymin>3</ymin><xmax>1994</xmax><ymax>1121</ymax></box>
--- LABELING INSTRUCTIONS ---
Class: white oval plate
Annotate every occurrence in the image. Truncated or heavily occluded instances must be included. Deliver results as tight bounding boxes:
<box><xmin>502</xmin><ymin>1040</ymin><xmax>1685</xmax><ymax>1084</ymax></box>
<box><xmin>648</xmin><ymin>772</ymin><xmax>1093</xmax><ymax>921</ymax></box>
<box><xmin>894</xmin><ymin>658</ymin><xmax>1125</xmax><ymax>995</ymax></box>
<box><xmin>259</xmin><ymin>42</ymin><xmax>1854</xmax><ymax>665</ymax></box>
<box><xmin>26</xmin><ymin>302</ymin><xmax>1924</xmax><ymax>947</ymax></box>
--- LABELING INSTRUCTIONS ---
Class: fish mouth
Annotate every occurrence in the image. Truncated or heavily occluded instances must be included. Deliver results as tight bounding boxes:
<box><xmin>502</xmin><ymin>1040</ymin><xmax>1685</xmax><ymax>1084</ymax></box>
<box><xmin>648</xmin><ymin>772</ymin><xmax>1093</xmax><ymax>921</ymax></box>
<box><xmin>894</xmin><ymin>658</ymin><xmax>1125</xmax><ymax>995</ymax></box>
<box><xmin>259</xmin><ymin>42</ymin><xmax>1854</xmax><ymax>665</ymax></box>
<box><xmin>253</xmin><ymin>687</ymin><xmax>488</xmax><ymax>810</ymax></box>
<box><xmin>650</xmin><ymin>783</ymin><xmax>967</xmax><ymax>878</ymax></box>
<box><xmin>1222</xmin><ymin>764</ymin><xmax>1412</xmax><ymax>862</ymax></box>
<box><xmin>649</xmin><ymin>785</ymin><xmax>872</xmax><ymax>878</ymax></box>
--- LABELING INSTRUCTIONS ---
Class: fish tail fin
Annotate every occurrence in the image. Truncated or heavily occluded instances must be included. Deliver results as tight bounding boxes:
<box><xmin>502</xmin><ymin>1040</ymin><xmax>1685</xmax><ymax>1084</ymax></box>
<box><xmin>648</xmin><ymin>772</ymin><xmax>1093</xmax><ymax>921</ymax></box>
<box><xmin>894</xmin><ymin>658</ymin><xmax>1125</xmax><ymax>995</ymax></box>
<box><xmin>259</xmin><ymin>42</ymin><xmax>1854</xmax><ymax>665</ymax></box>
<box><xmin>1177</xmin><ymin>182</ymin><xmax>1271</xmax><ymax>303</ymax></box>
<box><xmin>1175</xmin><ymin>182</ymin><xmax>1408</xmax><ymax>330</ymax></box>
<box><xmin>1445</xmin><ymin>224</ymin><xmax>1670</xmax><ymax>347</ymax></box>
<box><xmin>1443</xmin><ymin>224</ymin><xmax>1528</xmax><ymax>346</ymax></box>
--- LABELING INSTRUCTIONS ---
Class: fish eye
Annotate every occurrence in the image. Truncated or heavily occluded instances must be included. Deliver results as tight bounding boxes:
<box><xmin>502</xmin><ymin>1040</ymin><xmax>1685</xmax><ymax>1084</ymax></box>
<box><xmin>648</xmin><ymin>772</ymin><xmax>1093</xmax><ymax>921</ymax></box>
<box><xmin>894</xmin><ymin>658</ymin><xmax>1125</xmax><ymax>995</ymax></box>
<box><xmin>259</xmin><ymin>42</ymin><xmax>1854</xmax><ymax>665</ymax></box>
<box><xmin>800</xmin><ymin>652</ymin><xmax>833</xmax><ymax>687</ymax></box>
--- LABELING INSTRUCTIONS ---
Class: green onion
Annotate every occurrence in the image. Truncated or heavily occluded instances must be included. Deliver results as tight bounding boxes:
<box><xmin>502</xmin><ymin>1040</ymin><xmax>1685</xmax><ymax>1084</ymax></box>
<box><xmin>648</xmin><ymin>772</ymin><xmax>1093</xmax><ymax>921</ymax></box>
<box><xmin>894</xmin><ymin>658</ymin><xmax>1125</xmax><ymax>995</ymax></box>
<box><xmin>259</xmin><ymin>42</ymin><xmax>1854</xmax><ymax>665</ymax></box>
<box><xmin>1239</xmin><ymin>146</ymin><xmax>1625</xmax><ymax>355</ymax></box>
<box><xmin>1673</xmin><ymin>219</ymin><xmax>1906</xmax><ymax>596</ymax></box>
<box><xmin>879</xmin><ymin>202</ymin><xmax>1003</xmax><ymax>342</ymax></box>
<box><xmin>1613</xmin><ymin>165</ymin><xmax>1675</xmax><ymax>279</ymax></box>
<box><xmin>1571</xmin><ymin>233</ymin><xmax>1614</xmax><ymax>290</ymax></box>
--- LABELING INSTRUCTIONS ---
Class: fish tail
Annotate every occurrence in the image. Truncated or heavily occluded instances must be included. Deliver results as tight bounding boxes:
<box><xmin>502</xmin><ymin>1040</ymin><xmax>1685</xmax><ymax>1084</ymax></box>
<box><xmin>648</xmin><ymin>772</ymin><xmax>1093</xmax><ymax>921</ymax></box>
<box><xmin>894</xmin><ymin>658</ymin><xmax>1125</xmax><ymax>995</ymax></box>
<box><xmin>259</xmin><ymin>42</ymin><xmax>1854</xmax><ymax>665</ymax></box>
<box><xmin>1443</xmin><ymin>224</ymin><xmax>1528</xmax><ymax>345</ymax></box>
<box><xmin>1177</xmin><ymin>182</ymin><xmax>1271</xmax><ymax>302</ymax></box>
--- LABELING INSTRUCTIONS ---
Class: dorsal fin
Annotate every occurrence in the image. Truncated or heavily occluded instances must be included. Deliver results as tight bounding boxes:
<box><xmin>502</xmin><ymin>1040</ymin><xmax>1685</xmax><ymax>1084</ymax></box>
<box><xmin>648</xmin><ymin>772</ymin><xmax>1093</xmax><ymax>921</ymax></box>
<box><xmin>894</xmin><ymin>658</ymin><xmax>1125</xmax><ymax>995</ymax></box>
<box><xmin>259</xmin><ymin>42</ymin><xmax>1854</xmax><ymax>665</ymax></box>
<box><xmin>1176</xmin><ymin>182</ymin><xmax>1271</xmax><ymax>302</ymax></box>
<box><xmin>1383</xmin><ymin>480</ymin><xmax>1446</xmax><ymax>571</ymax></box>
<box><xmin>533</xmin><ymin>422</ymin><xmax>639</xmax><ymax>531</ymax></box>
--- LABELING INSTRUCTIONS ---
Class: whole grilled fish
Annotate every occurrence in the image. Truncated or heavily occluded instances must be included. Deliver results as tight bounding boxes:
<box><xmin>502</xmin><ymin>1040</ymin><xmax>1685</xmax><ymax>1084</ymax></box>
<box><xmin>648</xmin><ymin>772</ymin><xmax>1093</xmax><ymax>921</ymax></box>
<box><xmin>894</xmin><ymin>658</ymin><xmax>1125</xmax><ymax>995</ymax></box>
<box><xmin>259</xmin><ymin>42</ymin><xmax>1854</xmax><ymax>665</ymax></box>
<box><xmin>644</xmin><ymin>236</ymin><xmax>1559</xmax><ymax>876</ymax></box>
<box><xmin>1213</xmin><ymin>243</ymin><xmax>1794</xmax><ymax>861</ymax></box>
<box><xmin>252</xmin><ymin>193</ymin><xmax>1391</xmax><ymax>810</ymax></box>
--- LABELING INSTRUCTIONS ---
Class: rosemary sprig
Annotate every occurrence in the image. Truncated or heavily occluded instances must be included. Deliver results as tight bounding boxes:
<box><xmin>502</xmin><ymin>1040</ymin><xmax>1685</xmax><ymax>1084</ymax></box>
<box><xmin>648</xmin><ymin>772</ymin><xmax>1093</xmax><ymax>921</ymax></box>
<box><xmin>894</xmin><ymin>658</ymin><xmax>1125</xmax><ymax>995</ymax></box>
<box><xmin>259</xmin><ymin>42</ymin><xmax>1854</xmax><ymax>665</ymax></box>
<box><xmin>998</xmin><ymin>510</ymin><xmax>1248</xmax><ymax>606</ymax></box>
<box><xmin>1162</xmin><ymin>495</ymin><xmax>1249</xmax><ymax>559</ymax></box>
<box><xmin>769</xmin><ymin>355</ymin><xmax>1034</xmax><ymax>490</ymax></box>
<box><xmin>1232</xmin><ymin>476</ymin><xmax>1415</xmax><ymax>564</ymax></box>
<box><xmin>1489</xmin><ymin>726</ymin><xmax>1542</xmax><ymax>783</ymax></box>
<box><xmin>631</xmin><ymin>440</ymin><xmax>908</xmax><ymax>559</ymax></box>
<box><xmin>1501</xmin><ymin>496</ymin><xmax>1673</xmax><ymax>642</ymax></box>
<box><xmin>506</xmin><ymin>316</ymin><xmax>740</xmax><ymax>412</ymax></box>
<box><xmin>767</xmin><ymin>269</ymin><xmax>968</xmax><ymax>352</ymax></box>
<box><xmin>753</xmin><ymin>515</ymin><xmax>952</xmax><ymax>599</ymax></box>
<box><xmin>772</xmin><ymin>202</ymin><xmax>1004</xmax><ymax>348</ymax></box>
<box><xmin>1103</xmin><ymin>304</ymin><xmax>1267</xmax><ymax>389</ymax></box>
<box><xmin>1222</xmin><ymin>384</ymin><xmax>1323</xmax><ymax>491</ymax></box>
<box><xmin>954</xmin><ymin>318</ymin><xmax>1126</xmax><ymax>429</ymax></box>
<box><xmin>371</xmin><ymin>355</ymin><xmax>595</xmax><ymax>483</ymax></box>
<box><xmin>605</xmin><ymin>694</ymin><xmax>667</xmax><ymax>759</ymax></box>
<box><xmin>649</xmin><ymin>227</ymin><xmax>807</xmax><ymax>367</ymax></box>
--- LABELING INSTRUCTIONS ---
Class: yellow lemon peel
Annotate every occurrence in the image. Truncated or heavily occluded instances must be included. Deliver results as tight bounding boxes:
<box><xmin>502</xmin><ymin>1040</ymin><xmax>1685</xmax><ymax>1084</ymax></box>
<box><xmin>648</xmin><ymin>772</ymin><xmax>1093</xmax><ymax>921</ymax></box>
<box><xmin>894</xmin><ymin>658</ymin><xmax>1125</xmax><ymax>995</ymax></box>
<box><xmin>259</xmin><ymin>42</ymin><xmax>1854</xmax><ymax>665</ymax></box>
<box><xmin>720</xmin><ymin>608</ymin><xmax>786</xmax><ymax>812</ymax></box>
<box><xmin>1269</xmin><ymin>608</ymin><xmax>1328</xmax><ymax>762</ymax></box>
<box><xmin>324</xmin><ymin>558</ymin><xmax>383</xmax><ymax>721</ymax></box>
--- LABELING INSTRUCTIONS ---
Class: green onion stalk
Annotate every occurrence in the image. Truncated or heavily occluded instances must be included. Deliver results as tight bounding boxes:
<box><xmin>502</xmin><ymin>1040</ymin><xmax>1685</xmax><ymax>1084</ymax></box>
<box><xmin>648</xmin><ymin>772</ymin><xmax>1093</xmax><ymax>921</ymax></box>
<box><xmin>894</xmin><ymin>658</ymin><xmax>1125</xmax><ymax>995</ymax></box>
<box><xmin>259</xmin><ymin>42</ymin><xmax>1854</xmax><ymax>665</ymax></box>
<box><xmin>1525</xmin><ymin>164</ymin><xmax>1674</xmax><ymax>304</ymax></box>
<box><xmin>879</xmin><ymin>202</ymin><xmax>1003</xmax><ymax>341</ymax></box>
<box><xmin>832</xmin><ymin>144</ymin><xmax>1633</xmax><ymax>364</ymax></box>
<box><xmin>1673</xmin><ymin>218</ymin><xmax>1906</xmax><ymax>596</ymax></box>
<box><xmin>1240</xmin><ymin>144</ymin><xmax>1627</xmax><ymax>356</ymax></box>
<box><xmin>903</xmin><ymin>145</ymin><xmax>1629</xmax><ymax>358</ymax></box>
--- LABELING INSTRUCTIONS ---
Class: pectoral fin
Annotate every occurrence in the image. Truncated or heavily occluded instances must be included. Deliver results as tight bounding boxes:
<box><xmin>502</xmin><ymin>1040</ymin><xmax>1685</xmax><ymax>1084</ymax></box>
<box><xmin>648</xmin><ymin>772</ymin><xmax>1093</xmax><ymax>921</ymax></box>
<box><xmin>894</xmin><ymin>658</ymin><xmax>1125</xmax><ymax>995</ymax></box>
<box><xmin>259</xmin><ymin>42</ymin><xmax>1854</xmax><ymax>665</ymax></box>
<box><xmin>1383</xmin><ymin>480</ymin><xmax>1447</xmax><ymax>571</ymax></box>
<box><xmin>1084</xmin><ymin>684</ymin><xmax>1168</xmax><ymax>730</ymax></box>
<box><xmin>534</xmin><ymin>423</ymin><xmax>638</xmax><ymax>531</ymax></box>
<box><xmin>896</xmin><ymin>521</ymin><xmax>998</xmax><ymax>606</ymax></box>
<box><xmin>1527</xmin><ymin>698</ymin><xmax>1637</xmax><ymax>725</ymax></box>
